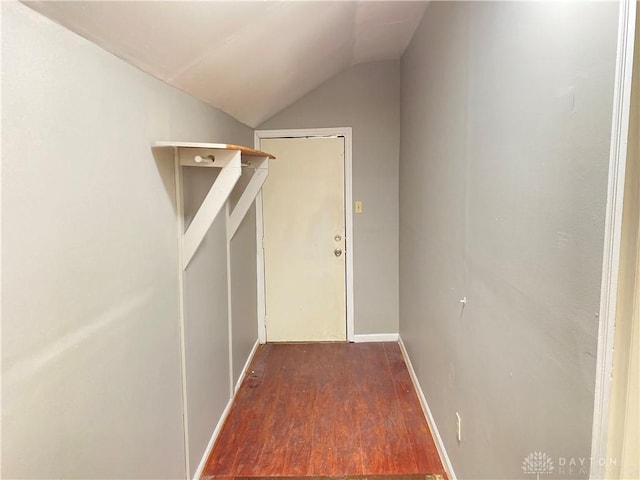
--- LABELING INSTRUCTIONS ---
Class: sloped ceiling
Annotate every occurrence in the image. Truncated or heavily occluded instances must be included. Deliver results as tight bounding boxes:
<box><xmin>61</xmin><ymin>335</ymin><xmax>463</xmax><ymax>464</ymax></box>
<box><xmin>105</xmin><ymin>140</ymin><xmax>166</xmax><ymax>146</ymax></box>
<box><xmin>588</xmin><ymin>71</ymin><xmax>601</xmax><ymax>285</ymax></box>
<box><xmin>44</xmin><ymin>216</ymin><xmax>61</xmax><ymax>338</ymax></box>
<box><xmin>25</xmin><ymin>1</ymin><xmax>428</xmax><ymax>127</ymax></box>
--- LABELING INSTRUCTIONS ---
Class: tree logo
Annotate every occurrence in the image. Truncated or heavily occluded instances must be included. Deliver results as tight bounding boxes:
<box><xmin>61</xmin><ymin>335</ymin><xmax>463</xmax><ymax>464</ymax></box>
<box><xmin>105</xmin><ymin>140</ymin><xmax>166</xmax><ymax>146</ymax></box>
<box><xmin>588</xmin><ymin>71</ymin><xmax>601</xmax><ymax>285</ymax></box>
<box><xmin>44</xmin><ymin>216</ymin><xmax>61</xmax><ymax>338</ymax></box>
<box><xmin>522</xmin><ymin>451</ymin><xmax>555</xmax><ymax>480</ymax></box>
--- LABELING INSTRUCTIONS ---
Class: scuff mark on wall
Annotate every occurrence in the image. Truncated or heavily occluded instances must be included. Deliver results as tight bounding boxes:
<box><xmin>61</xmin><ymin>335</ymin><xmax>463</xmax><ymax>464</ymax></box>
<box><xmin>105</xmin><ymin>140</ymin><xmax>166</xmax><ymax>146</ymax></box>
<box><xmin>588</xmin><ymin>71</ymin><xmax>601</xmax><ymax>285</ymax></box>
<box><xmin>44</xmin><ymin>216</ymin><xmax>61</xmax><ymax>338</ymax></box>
<box><xmin>3</xmin><ymin>289</ymin><xmax>155</xmax><ymax>392</ymax></box>
<box><xmin>555</xmin><ymin>86</ymin><xmax>576</xmax><ymax>114</ymax></box>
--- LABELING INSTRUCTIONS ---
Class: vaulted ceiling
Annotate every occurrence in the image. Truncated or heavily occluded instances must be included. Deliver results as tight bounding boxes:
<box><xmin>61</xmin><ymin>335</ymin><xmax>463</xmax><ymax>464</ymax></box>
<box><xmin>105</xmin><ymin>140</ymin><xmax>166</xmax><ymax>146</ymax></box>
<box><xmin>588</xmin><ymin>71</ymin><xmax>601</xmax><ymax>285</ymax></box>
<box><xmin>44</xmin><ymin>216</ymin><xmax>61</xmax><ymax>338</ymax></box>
<box><xmin>25</xmin><ymin>1</ymin><xmax>428</xmax><ymax>127</ymax></box>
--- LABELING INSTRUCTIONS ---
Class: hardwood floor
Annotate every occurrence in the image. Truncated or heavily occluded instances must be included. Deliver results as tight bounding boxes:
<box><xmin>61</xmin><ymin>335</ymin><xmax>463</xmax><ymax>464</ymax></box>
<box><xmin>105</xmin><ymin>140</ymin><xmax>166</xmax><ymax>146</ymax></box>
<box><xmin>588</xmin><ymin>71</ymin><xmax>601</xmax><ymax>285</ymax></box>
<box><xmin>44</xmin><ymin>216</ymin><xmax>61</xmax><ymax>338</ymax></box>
<box><xmin>202</xmin><ymin>342</ymin><xmax>446</xmax><ymax>479</ymax></box>
<box><xmin>226</xmin><ymin>476</ymin><xmax>441</xmax><ymax>480</ymax></box>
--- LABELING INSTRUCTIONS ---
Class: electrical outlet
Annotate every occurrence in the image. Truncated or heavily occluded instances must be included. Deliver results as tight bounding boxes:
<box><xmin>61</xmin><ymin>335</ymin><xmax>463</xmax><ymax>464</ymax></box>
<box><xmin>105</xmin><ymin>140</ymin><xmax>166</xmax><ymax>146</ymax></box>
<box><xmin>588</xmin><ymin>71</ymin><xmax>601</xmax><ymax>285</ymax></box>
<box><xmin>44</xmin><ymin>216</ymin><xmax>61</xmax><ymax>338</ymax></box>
<box><xmin>456</xmin><ymin>412</ymin><xmax>462</xmax><ymax>442</ymax></box>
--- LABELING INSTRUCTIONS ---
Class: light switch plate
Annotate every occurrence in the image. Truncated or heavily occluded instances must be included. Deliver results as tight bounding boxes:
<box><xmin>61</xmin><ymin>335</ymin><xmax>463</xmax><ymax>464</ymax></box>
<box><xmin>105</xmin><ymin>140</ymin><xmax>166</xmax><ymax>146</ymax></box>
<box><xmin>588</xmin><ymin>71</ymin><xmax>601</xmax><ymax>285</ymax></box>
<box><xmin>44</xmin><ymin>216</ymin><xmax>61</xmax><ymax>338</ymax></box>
<box><xmin>355</xmin><ymin>201</ymin><xmax>363</xmax><ymax>214</ymax></box>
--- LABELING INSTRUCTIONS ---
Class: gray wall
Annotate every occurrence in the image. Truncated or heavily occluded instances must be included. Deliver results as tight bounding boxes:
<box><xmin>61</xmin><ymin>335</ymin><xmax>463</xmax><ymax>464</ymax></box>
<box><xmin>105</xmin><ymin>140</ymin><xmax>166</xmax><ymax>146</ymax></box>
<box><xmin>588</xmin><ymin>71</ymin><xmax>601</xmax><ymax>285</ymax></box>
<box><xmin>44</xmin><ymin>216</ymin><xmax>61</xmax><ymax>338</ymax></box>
<box><xmin>1</xmin><ymin>2</ymin><xmax>253</xmax><ymax>478</ymax></box>
<box><xmin>398</xmin><ymin>2</ymin><xmax>618</xmax><ymax>478</ymax></box>
<box><xmin>181</xmin><ymin>168</ymin><xmax>231</xmax><ymax>474</ymax></box>
<box><xmin>227</xmin><ymin>168</ymin><xmax>259</xmax><ymax>386</ymax></box>
<box><xmin>231</xmin><ymin>204</ymin><xmax>258</xmax><ymax>385</ymax></box>
<box><xmin>260</xmin><ymin>61</ymin><xmax>401</xmax><ymax>335</ymax></box>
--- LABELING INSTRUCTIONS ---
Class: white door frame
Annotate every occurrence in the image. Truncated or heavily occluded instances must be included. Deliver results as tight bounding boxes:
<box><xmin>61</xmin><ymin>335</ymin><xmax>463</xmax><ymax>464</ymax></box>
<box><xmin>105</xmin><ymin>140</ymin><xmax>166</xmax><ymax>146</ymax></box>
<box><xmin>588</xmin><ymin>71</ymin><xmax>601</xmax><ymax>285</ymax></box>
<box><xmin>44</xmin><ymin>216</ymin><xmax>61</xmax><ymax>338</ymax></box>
<box><xmin>590</xmin><ymin>0</ymin><xmax>637</xmax><ymax>476</ymax></box>
<box><xmin>254</xmin><ymin>128</ymin><xmax>354</xmax><ymax>343</ymax></box>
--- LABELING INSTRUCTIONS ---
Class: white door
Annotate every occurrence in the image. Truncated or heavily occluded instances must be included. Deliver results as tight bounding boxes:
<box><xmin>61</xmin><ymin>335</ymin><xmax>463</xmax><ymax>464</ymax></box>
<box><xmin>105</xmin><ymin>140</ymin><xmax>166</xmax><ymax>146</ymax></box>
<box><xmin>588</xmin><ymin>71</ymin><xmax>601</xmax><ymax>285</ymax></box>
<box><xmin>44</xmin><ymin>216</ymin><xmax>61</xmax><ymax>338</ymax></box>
<box><xmin>261</xmin><ymin>137</ymin><xmax>346</xmax><ymax>342</ymax></box>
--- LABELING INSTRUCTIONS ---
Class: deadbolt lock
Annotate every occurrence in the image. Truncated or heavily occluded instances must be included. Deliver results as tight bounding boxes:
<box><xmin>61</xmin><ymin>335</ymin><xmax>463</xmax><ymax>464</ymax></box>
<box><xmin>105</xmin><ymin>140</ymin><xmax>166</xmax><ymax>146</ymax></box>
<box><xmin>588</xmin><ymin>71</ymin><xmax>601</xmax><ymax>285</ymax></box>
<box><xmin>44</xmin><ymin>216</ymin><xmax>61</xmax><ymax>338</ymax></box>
<box><xmin>334</xmin><ymin>235</ymin><xmax>342</xmax><ymax>242</ymax></box>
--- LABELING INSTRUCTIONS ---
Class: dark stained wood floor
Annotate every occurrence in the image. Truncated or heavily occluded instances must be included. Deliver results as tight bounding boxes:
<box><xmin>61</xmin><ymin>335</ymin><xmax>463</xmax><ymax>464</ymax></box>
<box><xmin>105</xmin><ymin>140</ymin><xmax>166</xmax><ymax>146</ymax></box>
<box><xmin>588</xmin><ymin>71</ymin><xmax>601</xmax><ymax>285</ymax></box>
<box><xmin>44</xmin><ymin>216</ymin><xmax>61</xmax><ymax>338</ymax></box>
<box><xmin>202</xmin><ymin>342</ymin><xmax>446</xmax><ymax>479</ymax></box>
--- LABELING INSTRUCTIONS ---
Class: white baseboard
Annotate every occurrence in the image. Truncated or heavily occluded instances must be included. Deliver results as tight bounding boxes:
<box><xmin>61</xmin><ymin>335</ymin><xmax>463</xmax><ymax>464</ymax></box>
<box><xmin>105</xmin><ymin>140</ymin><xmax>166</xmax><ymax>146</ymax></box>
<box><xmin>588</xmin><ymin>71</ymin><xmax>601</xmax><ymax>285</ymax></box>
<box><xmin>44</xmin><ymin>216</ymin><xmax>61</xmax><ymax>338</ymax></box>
<box><xmin>398</xmin><ymin>336</ymin><xmax>457</xmax><ymax>480</ymax></box>
<box><xmin>191</xmin><ymin>397</ymin><xmax>233</xmax><ymax>480</ymax></box>
<box><xmin>353</xmin><ymin>333</ymin><xmax>399</xmax><ymax>342</ymax></box>
<box><xmin>192</xmin><ymin>339</ymin><xmax>260</xmax><ymax>480</ymax></box>
<box><xmin>234</xmin><ymin>339</ymin><xmax>259</xmax><ymax>394</ymax></box>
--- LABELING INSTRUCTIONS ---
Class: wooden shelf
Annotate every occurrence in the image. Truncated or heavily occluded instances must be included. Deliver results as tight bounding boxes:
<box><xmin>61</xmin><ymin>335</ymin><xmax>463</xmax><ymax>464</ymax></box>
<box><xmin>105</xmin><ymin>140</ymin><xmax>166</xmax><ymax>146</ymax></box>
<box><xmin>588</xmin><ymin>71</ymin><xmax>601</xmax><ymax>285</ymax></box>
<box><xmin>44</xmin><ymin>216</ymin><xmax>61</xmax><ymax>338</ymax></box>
<box><xmin>153</xmin><ymin>139</ymin><xmax>273</xmax><ymax>268</ymax></box>
<box><xmin>153</xmin><ymin>141</ymin><xmax>275</xmax><ymax>159</ymax></box>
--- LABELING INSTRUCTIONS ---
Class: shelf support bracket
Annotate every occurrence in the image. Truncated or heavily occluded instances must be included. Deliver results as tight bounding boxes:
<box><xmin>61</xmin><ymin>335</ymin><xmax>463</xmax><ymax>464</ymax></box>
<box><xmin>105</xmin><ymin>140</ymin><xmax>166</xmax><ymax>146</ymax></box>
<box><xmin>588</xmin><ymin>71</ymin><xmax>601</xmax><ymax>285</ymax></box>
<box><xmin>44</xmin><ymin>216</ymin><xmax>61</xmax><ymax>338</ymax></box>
<box><xmin>228</xmin><ymin>156</ymin><xmax>269</xmax><ymax>241</ymax></box>
<box><xmin>183</xmin><ymin>151</ymin><xmax>241</xmax><ymax>268</ymax></box>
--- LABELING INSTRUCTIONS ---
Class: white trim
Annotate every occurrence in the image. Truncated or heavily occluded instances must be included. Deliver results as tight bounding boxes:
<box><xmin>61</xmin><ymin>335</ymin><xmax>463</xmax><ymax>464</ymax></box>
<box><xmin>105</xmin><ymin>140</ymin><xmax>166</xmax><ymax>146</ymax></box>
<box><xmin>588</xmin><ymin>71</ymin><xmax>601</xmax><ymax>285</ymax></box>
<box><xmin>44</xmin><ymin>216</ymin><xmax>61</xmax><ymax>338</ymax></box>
<box><xmin>254</xmin><ymin>128</ymin><xmax>355</xmax><ymax>342</ymax></box>
<box><xmin>234</xmin><ymin>339</ymin><xmax>260</xmax><ymax>394</ymax></box>
<box><xmin>398</xmin><ymin>336</ymin><xmax>457</xmax><ymax>480</ymax></box>
<box><xmin>191</xmin><ymin>339</ymin><xmax>261</xmax><ymax>480</ymax></box>
<box><xmin>590</xmin><ymin>1</ymin><xmax>637</xmax><ymax>477</ymax></box>
<box><xmin>173</xmin><ymin>148</ymin><xmax>191</xmax><ymax>480</ymax></box>
<box><xmin>353</xmin><ymin>333</ymin><xmax>399</xmax><ymax>343</ymax></box>
<box><xmin>225</xmin><ymin>203</ymin><xmax>235</xmax><ymax>397</ymax></box>
<box><xmin>256</xmin><ymin>190</ymin><xmax>267</xmax><ymax>344</ymax></box>
<box><xmin>344</xmin><ymin>129</ymin><xmax>354</xmax><ymax>342</ymax></box>
<box><xmin>190</xmin><ymin>396</ymin><xmax>234</xmax><ymax>480</ymax></box>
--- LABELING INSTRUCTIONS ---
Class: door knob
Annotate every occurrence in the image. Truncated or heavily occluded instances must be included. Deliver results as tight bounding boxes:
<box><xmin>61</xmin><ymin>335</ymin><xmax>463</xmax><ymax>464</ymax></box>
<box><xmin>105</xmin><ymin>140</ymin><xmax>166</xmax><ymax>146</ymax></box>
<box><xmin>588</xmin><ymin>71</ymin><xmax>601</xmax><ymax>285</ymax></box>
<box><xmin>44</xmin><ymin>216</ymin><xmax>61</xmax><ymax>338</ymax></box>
<box><xmin>334</xmin><ymin>235</ymin><xmax>342</xmax><ymax>242</ymax></box>
<box><xmin>334</xmin><ymin>248</ymin><xmax>343</xmax><ymax>257</ymax></box>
